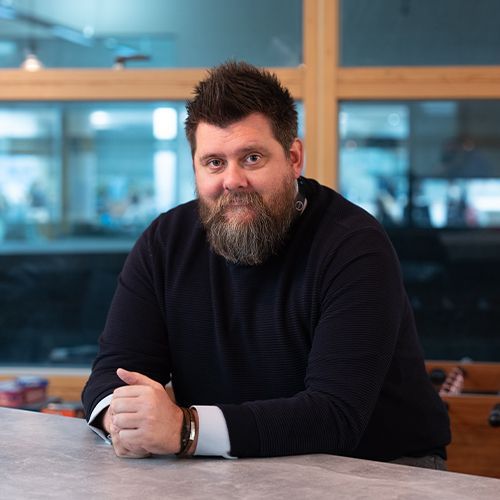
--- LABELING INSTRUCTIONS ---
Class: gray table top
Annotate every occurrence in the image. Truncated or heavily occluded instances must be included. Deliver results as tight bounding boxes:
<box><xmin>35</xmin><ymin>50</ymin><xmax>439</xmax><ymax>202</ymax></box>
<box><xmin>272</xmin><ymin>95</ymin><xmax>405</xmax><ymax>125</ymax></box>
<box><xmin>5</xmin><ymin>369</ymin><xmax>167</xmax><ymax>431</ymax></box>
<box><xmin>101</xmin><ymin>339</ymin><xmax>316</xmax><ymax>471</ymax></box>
<box><xmin>1</xmin><ymin>407</ymin><xmax>498</xmax><ymax>499</ymax></box>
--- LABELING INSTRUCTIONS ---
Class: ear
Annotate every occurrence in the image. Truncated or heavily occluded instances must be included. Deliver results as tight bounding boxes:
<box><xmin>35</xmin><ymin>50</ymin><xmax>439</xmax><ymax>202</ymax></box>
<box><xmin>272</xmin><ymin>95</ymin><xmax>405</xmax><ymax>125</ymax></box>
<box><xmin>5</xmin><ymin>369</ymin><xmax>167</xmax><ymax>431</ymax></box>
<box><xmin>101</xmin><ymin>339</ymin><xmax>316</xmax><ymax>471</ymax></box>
<box><xmin>288</xmin><ymin>138</ymin><xmax>303</xmax><ymax>179</ymax></box>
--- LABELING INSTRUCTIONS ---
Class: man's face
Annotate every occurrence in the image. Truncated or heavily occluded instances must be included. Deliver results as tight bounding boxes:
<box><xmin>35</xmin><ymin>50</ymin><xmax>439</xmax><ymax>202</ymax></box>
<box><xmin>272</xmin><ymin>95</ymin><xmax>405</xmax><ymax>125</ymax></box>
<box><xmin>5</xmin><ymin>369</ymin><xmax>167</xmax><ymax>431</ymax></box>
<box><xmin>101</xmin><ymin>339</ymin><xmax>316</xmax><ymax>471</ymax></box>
<box><xmin>193</xmin><ymin>112</ymin><xmax>303</xmax><ymax>265</ymax></box>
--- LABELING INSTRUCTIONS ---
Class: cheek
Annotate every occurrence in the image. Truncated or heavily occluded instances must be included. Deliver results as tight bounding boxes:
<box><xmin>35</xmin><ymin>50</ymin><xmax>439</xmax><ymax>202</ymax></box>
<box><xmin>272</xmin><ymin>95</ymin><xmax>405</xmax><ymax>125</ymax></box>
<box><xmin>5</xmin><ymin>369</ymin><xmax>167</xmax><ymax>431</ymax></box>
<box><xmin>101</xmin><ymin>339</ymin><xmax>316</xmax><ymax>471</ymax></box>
<box><xmin>195</xmin><ymin>172</ymin><xmax>222</xmax><ymax>200</ymax></box>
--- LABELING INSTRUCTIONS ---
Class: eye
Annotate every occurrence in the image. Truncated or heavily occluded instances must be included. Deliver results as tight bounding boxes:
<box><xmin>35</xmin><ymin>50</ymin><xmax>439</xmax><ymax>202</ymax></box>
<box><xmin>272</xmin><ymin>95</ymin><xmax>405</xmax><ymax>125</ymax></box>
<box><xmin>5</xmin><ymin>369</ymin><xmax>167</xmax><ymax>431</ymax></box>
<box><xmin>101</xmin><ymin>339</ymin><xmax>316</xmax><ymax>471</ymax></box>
<box><xmin>245</xmin><ymin>153</ymin><xmax>262</xmax><ymax>165</ymax></box>
<box><xmin>206</xmin><ymin>158</ymin><xmax>224</xmax><ymax>170</ymax></box>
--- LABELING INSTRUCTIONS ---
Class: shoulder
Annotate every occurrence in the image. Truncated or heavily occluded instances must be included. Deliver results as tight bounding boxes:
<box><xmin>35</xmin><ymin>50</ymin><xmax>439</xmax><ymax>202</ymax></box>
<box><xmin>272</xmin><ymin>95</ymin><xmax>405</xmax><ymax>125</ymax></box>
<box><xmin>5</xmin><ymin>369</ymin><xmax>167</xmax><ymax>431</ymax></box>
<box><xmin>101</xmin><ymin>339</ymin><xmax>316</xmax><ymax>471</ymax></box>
<box><xmin>299</xmin><ymin>177</ymin><xmax>392</xmax><ymax>254</ymax></box>
<box><xmin>142</xmin><ymin>199</ymin><xmax>201</xmax><ymax>242</ymax></box>
<box><xmin>129</xmin><ymin>199</ymin><xmax>205</xmax><ymax>261</ymax></box>
<box><xmin>297</xmin><ymin>179</ymin><xmax>404</xmax><ymax>297</ymax></box>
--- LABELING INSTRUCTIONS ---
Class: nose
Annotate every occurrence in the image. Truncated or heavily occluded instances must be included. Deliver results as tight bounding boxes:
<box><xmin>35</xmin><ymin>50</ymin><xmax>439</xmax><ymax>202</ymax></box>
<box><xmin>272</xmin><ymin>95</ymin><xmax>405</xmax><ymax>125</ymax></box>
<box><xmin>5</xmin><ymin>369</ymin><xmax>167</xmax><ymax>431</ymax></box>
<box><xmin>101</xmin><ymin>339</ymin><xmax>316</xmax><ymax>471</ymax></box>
<box><xmin>222</xmin><ymin>163</ymin><xmax>248</xmax><ymax>191</ymax></box>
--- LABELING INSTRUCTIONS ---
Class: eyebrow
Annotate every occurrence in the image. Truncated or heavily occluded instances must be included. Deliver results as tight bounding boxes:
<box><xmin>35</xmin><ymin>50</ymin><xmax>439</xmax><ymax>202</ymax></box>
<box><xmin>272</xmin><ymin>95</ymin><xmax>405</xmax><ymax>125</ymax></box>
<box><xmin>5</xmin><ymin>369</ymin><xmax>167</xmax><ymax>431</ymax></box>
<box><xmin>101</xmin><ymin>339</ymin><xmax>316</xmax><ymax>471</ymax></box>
<box><xmin>198</xmin><ymin>144</ymin><xmax>270</xmax><ymax>162</ymax></box>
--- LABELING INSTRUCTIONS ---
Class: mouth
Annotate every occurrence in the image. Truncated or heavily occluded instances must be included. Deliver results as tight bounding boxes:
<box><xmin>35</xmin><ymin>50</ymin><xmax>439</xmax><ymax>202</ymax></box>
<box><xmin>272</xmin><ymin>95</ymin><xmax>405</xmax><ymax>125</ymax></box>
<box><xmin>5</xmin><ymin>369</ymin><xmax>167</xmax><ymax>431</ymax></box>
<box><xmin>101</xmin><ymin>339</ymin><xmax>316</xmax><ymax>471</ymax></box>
<box><xmin>224</xmin><ymin>203</ymin><xmax>254</xmax><ymax>215</ymax></box>
<box><xmin>222</xmin><ymin>202</ymin><xmax>256</xmax><ymax>223</ymax></box>
<box><xmin>226</xmin><ymin>200</ymin><xmax>251</xmax><ymax>208</ymax></box>
<box><xmin>216</xmin><ymin>192</ymin><xmax>261</xmax><ymax>219</ymax></box>
<box><xmin>222</xmin><ymin>196</ymin><xmax>255</xmax><ymax>209</ymax></box>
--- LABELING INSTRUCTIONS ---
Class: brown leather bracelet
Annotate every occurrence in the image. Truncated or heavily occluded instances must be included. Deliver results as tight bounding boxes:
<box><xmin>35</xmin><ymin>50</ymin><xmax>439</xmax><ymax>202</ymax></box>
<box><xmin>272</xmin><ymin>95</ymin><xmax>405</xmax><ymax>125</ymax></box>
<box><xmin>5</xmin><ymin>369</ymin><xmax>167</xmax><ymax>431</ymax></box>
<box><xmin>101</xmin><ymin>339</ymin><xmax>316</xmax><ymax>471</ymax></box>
<box><xmin>176</xmin><ymin>407</ymin><xmax>196</xmax><ymax>458</ymax></box>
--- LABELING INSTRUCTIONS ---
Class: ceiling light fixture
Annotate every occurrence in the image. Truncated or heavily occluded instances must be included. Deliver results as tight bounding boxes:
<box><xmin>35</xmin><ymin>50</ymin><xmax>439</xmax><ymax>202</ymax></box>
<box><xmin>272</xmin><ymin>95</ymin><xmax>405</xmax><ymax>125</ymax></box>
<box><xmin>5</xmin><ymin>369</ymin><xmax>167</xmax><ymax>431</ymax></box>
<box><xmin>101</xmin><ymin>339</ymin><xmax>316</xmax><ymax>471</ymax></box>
<box><xmin>20</xmin><ymin>51</ymin><xmax>43</xmax><ymax>71</ymax></box>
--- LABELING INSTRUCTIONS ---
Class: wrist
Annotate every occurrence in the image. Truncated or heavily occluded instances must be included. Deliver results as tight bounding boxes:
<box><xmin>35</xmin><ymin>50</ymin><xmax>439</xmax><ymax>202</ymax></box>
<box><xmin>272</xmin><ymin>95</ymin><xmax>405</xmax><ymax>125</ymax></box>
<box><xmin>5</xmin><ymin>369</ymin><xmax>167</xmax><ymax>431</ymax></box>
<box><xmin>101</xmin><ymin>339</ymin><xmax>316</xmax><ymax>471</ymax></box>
<box><xmin>100</xmin><ymin>408</ymin><xmax>112</xmax><ymax>434</ymax></box>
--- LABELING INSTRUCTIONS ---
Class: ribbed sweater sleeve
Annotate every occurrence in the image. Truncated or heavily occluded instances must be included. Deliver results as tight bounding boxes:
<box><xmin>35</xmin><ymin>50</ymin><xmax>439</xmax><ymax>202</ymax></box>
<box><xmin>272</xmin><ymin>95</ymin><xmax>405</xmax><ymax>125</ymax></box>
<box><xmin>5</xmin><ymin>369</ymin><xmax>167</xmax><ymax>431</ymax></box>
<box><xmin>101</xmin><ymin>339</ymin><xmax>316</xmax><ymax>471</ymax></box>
<box><xmin>82</xmin><ymin>218</ymin><xmax>171</xmax><ymax>417</ymax></box>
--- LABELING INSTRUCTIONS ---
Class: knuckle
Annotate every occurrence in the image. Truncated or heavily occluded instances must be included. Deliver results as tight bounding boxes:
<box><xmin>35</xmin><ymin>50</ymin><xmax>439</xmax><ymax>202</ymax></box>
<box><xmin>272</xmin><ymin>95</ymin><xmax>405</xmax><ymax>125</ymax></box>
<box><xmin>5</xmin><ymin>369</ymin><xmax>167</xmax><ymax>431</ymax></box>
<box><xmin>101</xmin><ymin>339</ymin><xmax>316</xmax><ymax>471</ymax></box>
<box><xmin>144</xmin><ymin>385</ymin><xmax>156</xmax><ymax>396</ymax></box>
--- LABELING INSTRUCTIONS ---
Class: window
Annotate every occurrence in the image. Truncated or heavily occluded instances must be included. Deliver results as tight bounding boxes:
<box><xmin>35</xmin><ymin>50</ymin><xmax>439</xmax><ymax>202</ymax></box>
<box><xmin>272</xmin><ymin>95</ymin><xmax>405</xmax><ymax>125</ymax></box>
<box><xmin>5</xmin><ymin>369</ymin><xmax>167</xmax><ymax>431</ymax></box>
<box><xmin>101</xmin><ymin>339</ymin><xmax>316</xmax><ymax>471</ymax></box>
<box><xmin>0</xmin><ymin>102</ymin><xmax>193</xmax><ymax>251</ymax></box>
<box><xmin>339</xmin><ymin>100</ymin><xmax>500</xmax><ymax>361</ymax></box>
<box><xmin>0</xmin><ymin>101</ymin><xmax>192</xmax><ymax>366</ymax></box>
<box><xmin>0</xmin><ymin>0</ymin><xmax>302</xmax><ymax>69</ymax></box>
<box><xmin>340</xmin><ymin>0</ymin><xmax>500</xmax><ymax>67</ymax></box>
<box><xmin>339</xmin><ymin>100</ymin><xmax>500</xmax><ymax>229</ymax></box>
<box><xmin>0</xmin><ymin>100</ymin><xmax>303</xmax><ymax>366</ymax></box>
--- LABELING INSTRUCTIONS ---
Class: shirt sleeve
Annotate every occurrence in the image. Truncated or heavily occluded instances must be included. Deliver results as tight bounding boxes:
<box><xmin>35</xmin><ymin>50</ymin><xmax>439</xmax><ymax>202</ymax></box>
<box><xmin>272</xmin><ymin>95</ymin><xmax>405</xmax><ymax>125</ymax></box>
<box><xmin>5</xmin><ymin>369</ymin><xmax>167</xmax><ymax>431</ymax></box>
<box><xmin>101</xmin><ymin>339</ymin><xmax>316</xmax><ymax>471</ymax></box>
<box><xmin>192</xmin><ymin>405</ymin><xmax>235</xmax><ymax>459</ymax></box>
<box><xmin>87</xmin><ymin>394</ymin><xmax>113</xmax><ymax>444</ymax></box>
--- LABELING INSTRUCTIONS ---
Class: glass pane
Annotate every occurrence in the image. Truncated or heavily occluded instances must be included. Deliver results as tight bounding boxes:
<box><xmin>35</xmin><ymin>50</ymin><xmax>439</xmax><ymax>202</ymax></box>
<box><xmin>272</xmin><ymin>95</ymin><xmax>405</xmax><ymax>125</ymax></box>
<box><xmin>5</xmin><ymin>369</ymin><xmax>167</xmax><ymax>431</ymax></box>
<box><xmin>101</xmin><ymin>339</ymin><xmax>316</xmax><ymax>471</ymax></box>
<box><xmin>341</xmin><ymin>0</ymin><xmax>500</xmax><ymax>67</ymax></box>
<box><xmin>0</xmin><ymin>101</ymin><xmax>192</xmax><ymax>366</ymax></box>
<box><xmin>339</xmin><ymin>100</ymin><xmax>500</xmax><ymax>362</ymax></box>
<box><xmin>0</xmin><ymin>102</ymin><xmax>193</xmax><ymax>250</ymax></box>
<box><xmin>339</xmin><ymin>103</ymin><xmax>409</xmax><ymax>226</ymax></box>
<box><xmin>0</xmin><ymin>100</ymin><xmax>304</xmax><ymax>366</ymax></box>
<box><xmin>0</xmin><ymin>0</ymin><xmax>302</xmax><ymax>69</ymax></box>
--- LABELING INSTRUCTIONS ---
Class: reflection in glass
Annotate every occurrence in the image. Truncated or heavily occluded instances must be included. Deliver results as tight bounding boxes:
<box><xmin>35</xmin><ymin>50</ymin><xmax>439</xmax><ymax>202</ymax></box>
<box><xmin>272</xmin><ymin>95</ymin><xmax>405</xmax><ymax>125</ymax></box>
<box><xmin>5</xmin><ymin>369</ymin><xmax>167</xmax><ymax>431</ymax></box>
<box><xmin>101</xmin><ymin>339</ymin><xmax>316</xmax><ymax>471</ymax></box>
<box><xmin>414</xmin><ymin>179</ymin><xmax>500</xmax><ymax>228</ymax></box>
<box><xmin>0</xmin><ymin>102</ymin><xmax>194</xmax><ymax>251</ymax></box>
<box><xmin>0</xmin><ymin>0</ymin><xmax>302</xmax><ymax>68</ymax></box>
<box><xmin>339</xmin><ymin>101</ymin><xmax>500</xmax><ymax>229</ymax></box>
<box><xmin>339</xmin><ymin>103</ymin><xmax>409</xmax><ymax>226</ymax></box>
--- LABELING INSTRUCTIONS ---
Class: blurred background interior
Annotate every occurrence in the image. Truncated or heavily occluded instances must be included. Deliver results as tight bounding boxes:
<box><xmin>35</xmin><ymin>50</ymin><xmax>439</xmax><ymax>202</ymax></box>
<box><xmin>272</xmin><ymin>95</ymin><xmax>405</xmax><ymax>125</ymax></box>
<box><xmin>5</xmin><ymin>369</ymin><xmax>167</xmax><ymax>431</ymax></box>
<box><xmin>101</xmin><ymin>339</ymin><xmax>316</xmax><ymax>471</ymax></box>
<box><xmin>1</xmin><ymin>0</ymin><xmax>500</xmax><ymax>368</ymax></box>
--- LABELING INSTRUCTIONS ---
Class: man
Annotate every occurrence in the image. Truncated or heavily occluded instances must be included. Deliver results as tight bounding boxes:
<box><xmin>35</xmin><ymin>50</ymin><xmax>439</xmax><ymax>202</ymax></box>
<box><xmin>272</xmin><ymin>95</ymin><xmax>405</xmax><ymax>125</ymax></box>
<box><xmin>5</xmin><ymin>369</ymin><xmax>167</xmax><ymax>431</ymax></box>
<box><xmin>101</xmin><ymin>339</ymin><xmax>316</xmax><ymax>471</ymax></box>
<box><xmin>82</xmin><ymin>61</ymin><xmax>450</xmax><ymax>467</ymax></box>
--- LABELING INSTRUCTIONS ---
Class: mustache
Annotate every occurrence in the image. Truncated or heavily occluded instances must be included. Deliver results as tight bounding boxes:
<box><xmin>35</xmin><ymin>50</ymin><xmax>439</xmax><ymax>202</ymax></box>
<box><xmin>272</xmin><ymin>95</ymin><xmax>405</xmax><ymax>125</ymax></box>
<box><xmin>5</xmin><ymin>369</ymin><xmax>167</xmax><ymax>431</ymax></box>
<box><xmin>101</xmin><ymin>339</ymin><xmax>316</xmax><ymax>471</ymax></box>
<box><xmin>215</xmin><ymin>191</ymin><xmax>264</xmax><ymax>209</ymax></box>
<box><xmin>200</xmin><ymin>190</ymin><xmax>267</xmax><ymax>229</ymax></box>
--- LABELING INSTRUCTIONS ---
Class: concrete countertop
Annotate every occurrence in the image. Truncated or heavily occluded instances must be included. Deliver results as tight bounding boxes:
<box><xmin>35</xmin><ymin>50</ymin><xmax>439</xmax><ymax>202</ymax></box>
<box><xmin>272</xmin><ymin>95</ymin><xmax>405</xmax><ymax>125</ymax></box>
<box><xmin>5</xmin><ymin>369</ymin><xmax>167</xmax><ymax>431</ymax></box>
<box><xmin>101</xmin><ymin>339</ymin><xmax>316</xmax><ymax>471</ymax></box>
<box><xmin>1</xmin><ymin>407</ymin><xmax>498</xmax><ymax>499</ymax></box>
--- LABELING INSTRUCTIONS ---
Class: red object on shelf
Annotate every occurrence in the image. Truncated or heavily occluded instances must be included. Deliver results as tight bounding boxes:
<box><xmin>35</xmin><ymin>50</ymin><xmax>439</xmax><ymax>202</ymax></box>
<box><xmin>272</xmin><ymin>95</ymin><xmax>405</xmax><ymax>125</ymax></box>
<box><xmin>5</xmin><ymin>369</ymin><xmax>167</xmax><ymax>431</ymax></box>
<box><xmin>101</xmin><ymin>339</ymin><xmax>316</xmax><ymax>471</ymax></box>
<box><xmin>41</xmin><ymin>402</ymin><xmax>84</xmax><ymax>418</ymax></box>
<box><xmin>0</xmin><ymin>376</ymin><xmax>49</xmax><ymax>408</ymax></box>
<box><xmin>0</xmin><ymin>381</ymin><xmax>24</xmax><ymax>407</ymax></box>
<box><xmin>16</xmin><ymin>376</ymin><xmax>48</xmax><ymax>404</ymax></box>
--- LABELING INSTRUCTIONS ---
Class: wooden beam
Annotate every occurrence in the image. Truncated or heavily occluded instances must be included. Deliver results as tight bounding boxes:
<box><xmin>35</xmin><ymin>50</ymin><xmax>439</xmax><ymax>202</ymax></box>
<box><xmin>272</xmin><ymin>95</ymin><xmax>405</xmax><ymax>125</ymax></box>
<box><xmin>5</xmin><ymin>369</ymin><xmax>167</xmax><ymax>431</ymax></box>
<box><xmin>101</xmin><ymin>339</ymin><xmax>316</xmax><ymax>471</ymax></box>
<box><xmin>303</xmin><ymin>0</ymin><xmax>338</xmax><ymax>189</ymax></box>
<box><xmin>0</xmin><ymin>67</ymin><xmax>303</xmax><ymax>101</ymax></box>
<box><xmin>338</xmin><ymin>66</ymin><xmax>500</xmax><ymax>100</ymax></box>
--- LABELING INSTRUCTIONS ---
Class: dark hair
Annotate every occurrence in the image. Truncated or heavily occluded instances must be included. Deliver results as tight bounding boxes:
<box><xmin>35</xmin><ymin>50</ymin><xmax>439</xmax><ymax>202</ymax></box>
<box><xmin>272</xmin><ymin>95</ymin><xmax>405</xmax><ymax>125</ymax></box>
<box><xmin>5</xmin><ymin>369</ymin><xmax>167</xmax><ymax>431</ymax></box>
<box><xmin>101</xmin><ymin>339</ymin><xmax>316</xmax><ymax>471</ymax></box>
<box><xmin>185</xmin><ymin>61</ymin><xmax>298</xmax><ymax>157</ymax></box>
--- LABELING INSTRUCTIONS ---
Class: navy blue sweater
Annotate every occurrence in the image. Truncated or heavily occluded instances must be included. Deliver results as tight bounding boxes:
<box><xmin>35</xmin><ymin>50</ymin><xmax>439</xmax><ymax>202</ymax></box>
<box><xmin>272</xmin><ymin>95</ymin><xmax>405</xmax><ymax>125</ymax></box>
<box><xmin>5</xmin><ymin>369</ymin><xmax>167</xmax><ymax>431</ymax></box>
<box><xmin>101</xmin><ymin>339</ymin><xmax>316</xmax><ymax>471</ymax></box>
<box><xmin>82</xmin><ymin>177</ymin><xmax>450</xmax><ymax>460</ymax></box>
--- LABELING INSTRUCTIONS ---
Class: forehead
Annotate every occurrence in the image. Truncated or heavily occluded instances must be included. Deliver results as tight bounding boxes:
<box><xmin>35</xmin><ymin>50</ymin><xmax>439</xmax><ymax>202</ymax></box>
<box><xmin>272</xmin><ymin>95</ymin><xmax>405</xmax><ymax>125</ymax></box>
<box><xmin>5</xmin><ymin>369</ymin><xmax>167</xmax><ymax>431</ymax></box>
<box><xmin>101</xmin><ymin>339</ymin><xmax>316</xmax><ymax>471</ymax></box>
<box><xmin>194</xmin><ymin>113</ymin><xmax>279</xmax><ymax>155</ymax></box>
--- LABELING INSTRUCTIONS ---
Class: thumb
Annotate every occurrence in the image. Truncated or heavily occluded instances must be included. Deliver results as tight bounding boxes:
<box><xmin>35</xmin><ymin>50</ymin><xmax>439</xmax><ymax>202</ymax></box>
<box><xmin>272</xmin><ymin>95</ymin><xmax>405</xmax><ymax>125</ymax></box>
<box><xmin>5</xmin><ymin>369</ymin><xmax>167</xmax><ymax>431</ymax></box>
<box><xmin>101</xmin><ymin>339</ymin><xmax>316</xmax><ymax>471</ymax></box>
<box><xmin>116</xmin><ymin>368</ymin><xmax>159</xmax><ymax>388</ymax></box>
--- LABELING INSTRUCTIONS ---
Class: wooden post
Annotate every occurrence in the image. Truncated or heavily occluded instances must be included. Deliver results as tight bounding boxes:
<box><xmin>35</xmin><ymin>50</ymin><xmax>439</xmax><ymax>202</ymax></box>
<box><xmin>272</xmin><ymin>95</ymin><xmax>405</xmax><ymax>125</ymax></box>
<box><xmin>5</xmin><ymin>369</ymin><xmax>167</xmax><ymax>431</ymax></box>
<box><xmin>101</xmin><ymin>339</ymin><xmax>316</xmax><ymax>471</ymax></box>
<box><xmin>303</xmin><ymin>0</ymin><xmax>339</xmax><ymax>189</ymax></box>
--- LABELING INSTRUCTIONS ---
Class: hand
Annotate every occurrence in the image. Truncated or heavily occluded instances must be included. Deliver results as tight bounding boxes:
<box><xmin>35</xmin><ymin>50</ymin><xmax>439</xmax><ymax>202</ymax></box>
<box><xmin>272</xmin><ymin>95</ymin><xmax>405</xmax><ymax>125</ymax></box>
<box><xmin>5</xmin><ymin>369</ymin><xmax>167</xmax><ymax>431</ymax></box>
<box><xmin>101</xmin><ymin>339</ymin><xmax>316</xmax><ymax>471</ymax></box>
<box><xmin>107</xmin><ymin>368</ymin><xmax>183</xmax><ymax>458</ymax></box>
<box><xmin>101</xmin><ymin>406</ymin><xmax>150</xmax><ymax>458</ymax></box>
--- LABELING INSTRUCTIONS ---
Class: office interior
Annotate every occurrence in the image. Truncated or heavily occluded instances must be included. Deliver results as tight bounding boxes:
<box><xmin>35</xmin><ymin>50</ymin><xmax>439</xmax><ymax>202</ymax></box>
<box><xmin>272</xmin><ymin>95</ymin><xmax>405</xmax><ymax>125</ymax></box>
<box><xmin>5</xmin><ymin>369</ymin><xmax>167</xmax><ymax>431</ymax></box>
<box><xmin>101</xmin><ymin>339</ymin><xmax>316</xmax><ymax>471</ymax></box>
<box><xmin>0</xmin><ymin>0</ymin><xmax>499</xmax><ymax>479</ymax></box>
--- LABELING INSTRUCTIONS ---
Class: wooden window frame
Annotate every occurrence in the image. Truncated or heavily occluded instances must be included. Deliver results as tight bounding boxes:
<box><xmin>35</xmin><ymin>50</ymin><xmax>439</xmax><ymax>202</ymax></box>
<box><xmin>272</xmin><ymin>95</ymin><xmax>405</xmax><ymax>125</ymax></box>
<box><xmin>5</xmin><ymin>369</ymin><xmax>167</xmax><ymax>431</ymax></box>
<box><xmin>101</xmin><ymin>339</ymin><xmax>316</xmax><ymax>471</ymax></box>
<box><xmin>1</xmin><ymin>0</ymin><xmax>500</xmax><ymax>188</ymax></box>
<box><xmin>2</xmin><ymin>0</ymin><xmax>500</xmax><ymax>393</ymax></box>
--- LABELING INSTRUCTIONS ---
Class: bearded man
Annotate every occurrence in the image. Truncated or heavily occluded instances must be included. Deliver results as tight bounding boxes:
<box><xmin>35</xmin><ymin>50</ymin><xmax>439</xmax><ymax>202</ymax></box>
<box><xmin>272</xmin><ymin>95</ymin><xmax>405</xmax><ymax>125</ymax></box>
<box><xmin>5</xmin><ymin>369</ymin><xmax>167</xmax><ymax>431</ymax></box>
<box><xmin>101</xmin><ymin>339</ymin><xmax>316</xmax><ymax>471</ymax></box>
<box><xmin>82</xmin><ymin>61</ymin><xmax>450</xmax><ymax>468</ymax></box>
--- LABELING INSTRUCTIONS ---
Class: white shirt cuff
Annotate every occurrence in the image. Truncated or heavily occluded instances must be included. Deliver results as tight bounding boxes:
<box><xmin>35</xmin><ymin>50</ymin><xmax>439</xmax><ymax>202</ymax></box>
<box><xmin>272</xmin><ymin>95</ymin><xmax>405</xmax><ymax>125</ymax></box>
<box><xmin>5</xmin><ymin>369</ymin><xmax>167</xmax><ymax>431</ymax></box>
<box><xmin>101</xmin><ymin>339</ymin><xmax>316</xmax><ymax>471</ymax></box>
<box><xmin>192</xmin><ymin>405</ymin><xmax>235</xmax><ymax>459</ymax></box>
<box><xmin>87</xmin><ymin>394</ymin><xmax>113</xmax><ymax>444</ymax></box>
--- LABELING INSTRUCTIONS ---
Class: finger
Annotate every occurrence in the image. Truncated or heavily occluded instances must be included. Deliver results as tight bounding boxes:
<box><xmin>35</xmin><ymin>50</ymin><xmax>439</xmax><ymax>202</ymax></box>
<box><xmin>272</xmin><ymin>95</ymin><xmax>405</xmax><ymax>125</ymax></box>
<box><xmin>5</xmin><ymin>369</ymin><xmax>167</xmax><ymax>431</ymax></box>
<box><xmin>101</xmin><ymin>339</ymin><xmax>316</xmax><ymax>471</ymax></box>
<box><xmin>116</xmin><ymin>368</ymin><xmax>161</xmax><ymax>389</ymax></box>
<box><xmin>112</xmin><ymin>413</ymin><xmax>143</xmax><ymax>430</ymax></box>
<box><xmin>118</xmin><ymin>450</ymin><xmax>152</xmax><ymax>459</ymax></box>
<box><xmin>111</xmin><ymin>432</ymin><xmax>150</xmax><ymax>458</ymax></box>
<box><xmin>117</xmin><ymin>446</ymin><xmax>152</xmax><ymax>458</ymax></box>
<box><xmin>110</xmin><ymin>398</ymin><xmax>140</xmax><ymax>415</ymax></box>
<box><xmin>112</xmin><ymin>385</ymin><xmax>145</xmax><ymax>399</ymax></box>
<box><xmin>117</xmin><ymin>428</ymin><xmax>149</xmax><ymax>451</ymax></box>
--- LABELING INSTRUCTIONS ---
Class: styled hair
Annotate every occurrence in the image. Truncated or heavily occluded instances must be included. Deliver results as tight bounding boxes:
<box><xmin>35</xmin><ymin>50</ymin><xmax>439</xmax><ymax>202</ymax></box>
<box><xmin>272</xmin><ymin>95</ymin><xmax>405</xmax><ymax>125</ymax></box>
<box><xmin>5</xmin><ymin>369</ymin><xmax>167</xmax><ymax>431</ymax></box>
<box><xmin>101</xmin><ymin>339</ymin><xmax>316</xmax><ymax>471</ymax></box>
<box><xmin>185</xmin><ymin>61</ymin><xmax>298</xmax><ymax>157</ymax></box>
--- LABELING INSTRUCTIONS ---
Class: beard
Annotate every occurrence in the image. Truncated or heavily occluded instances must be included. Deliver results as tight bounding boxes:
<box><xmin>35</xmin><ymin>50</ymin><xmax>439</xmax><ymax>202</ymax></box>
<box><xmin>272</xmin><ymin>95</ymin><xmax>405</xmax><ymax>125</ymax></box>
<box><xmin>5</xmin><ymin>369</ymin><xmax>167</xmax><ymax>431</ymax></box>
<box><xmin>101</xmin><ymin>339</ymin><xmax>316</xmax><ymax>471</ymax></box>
<box><xmin>198</xmin><ymin>176</ymin><xmax>298</xmax><ymax>266</ymax></box>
